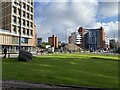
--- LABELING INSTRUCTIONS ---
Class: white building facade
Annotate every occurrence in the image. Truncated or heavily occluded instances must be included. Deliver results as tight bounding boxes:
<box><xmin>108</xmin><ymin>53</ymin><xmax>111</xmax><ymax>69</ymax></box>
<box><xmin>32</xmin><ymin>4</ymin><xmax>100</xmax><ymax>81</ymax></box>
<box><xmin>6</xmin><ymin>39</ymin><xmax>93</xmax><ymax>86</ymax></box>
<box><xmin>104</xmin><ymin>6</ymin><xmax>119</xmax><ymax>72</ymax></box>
<box><xmin>68</xmin><ymin>32</ymin><xmax>82</xmax><ymax>47</ymax></box>
<box><xmin>105</xmin><ymin>36</ymin><xmax>110</xmax><ymax>50</ymax></box>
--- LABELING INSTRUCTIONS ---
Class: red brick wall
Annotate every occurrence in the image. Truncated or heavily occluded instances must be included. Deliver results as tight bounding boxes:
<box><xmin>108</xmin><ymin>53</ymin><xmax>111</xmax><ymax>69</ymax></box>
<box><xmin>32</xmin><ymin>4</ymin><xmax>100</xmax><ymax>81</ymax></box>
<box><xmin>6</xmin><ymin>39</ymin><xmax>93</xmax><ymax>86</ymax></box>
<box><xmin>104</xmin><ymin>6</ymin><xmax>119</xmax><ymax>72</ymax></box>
<box><xmin>78</xmin><ymin>27</ymin><xmax>85</xmax><ymax>49</ymax></box>
<box><xmin>100</xmin><ymin>27</ymin><xmax>105</xmax><ymax>48</ymax></box>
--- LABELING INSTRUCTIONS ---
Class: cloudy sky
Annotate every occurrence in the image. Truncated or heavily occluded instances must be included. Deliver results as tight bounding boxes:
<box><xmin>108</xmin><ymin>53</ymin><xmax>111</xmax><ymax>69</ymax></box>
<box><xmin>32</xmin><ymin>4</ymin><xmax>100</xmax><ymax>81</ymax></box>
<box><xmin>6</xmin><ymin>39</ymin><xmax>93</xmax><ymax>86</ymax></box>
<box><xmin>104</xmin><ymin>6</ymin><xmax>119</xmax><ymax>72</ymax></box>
<box><xmin>34</xmin><ymin>0</ymin><xmax>118</xmax><ymax>42</ymax></box>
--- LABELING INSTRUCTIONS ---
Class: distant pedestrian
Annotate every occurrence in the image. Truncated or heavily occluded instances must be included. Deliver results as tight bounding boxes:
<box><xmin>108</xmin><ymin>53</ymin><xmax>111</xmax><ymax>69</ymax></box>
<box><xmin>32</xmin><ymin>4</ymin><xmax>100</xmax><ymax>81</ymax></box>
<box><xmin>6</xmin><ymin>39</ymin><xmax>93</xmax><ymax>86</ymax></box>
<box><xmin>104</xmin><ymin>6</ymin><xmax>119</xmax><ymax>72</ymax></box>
<box><xmin>41</xmin><ymin>49</ymin><xmax>43</xmax><ymax>55</ymax></box>
<box><xmin>3</xmin><ymin>47</ymin><xmax>7</xmax><ymax>58</ymax></box>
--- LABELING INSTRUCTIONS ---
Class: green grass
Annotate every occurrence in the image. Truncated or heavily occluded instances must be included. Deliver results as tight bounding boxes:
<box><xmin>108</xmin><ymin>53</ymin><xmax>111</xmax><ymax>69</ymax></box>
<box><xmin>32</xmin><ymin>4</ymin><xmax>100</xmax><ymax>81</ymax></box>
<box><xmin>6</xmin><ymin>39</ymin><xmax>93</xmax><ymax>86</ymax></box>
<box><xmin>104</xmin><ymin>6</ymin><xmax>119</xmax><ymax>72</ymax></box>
<box><xmin>2</xmin><ymin>54</ymin><xmax>119</xmax><ymax>88</ymax></box>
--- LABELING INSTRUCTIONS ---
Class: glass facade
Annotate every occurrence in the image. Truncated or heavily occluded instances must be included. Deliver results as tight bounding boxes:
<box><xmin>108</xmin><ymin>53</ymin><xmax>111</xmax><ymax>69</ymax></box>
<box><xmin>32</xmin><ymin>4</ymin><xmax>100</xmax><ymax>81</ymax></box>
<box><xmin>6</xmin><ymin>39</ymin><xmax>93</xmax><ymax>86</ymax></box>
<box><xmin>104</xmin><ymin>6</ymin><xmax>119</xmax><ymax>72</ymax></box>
<box><xmin>21</xmin><ymin>38</ymin><xmax>28</xmax><ymax>44</ymax></box>
<box><xmin>85</xmin><ymin>30</ymin><xmax>98</xmax><ymax>51</ymax></box>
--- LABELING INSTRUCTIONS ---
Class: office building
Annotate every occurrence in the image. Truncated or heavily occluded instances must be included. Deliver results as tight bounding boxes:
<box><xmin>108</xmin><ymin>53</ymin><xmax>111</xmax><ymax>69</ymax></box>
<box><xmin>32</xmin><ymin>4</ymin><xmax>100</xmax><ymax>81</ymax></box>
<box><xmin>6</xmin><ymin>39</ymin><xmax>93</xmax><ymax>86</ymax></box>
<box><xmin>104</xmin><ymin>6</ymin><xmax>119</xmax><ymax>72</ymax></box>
<box><xmin>78</xmin><ymin>27</ymin><xmax>105</xmax><ymax>50</ymax></box>
<box><xmin>68</xmin><ymin>32</ymin><xmax>82</xmax><ymax>47</ymax></box>
<box><xmin>0</xmin><ymin>0</ymin><xmax>36</xmax><ymax>52</ymax></box>
<box><xmin>68</xmin><ymin>26</ymin><xmax>109</xmax><ymax>51</ymax></box>
<box><xmin>48</xmin><ymin>35</ymin><xmax>58</xmax><ymax>49</ymax></box>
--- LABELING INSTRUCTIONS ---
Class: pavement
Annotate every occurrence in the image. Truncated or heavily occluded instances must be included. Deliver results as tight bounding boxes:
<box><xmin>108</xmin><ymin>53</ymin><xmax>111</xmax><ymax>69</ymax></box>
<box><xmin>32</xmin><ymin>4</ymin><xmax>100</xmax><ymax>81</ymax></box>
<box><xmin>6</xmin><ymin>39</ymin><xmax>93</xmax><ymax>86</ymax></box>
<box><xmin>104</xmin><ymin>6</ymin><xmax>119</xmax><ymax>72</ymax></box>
<box><xmin>0</xmin><ymin>52</ymin><xmax>119</xmax><ymax>59</ymax></box>
<box><xmin>0</xmin><ymin>54</ymin><xmax>19</xmax><ymax>59</ymax></box>
<box><xmin>1</xmin><ymin>80</ymin><xmax>111</xmax><ymax>90</ymax></box>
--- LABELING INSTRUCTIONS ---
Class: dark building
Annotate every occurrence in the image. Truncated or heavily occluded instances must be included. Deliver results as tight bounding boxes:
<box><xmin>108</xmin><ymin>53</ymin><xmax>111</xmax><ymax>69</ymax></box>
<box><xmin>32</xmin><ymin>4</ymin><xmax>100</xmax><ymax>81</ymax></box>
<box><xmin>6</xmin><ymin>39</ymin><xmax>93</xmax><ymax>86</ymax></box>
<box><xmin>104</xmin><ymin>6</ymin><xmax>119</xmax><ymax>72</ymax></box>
<box><xmin>84</xmin><ymin>29</ymin><xmax>99</xmax><ymax>50</ymax></box>
<box><xmin>37</xmin><ymin>38</ymin><xmax>42</xmax><ymax>47</ymax></box>
<box><xmin>78</xmin><ymin>26</ymin><xmax>105</xmax><ymax>51</ymax></box>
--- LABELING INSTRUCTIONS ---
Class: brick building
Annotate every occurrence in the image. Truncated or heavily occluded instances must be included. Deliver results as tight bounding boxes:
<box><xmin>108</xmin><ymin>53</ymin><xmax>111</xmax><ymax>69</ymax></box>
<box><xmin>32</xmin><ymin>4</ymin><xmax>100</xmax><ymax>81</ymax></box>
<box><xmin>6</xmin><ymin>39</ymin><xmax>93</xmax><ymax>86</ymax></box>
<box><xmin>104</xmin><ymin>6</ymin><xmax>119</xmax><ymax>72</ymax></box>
<box><xmin>48</xmin><ymin>35</ymin><xmax>58</xmax><ymax>49</ymax></box>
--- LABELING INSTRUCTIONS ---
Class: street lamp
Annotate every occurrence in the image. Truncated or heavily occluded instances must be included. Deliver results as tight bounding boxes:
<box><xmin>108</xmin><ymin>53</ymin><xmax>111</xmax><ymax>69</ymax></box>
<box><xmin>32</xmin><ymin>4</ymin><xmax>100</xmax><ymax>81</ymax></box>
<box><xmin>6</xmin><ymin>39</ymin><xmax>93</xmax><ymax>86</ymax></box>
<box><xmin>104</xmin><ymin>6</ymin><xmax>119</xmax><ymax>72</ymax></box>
<box><xmin>65</xmin><ymin>29</ymin><xmax>67</xmax><ymax>44</ymax></box>
<box><xmin>114</xmin><ymin>34</ymin><xmax>116</xmax><ymax>55</ymax></box>
<box><xmin>16</xmin><ymin>0</ymin><xmax>22</xmax><ymax>53</ymax></box>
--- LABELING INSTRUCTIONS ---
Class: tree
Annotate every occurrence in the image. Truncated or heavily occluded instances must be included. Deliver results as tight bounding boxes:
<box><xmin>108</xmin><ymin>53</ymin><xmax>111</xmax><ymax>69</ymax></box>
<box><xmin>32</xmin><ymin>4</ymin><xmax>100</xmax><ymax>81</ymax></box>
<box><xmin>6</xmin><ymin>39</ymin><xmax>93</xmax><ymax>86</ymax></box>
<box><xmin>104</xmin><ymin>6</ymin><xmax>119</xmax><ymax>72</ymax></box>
<box><xmin>116</xmin><ymin>47</ymin><xmax>120</xmax><ymax>53</ymax></box>
<box><xmin>110</xmin><ymin>39</ymin><xmax>117</xmax><ymax>49</ymax></box>
<box><xmin>41</xmin><ymin>42</ymin><xmax>52</xmax><ymax>49</ymax></box>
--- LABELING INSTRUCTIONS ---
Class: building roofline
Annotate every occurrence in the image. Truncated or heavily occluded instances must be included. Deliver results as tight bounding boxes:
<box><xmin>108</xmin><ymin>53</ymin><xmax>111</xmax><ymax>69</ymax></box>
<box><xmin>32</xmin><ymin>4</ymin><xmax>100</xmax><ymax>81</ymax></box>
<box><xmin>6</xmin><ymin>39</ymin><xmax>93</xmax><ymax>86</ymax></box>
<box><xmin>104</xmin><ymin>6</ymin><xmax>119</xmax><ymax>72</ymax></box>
<box><xmin>78</xmin><ymin>26</ymin><xmax>103</xmax><ymax>31</ymax></box>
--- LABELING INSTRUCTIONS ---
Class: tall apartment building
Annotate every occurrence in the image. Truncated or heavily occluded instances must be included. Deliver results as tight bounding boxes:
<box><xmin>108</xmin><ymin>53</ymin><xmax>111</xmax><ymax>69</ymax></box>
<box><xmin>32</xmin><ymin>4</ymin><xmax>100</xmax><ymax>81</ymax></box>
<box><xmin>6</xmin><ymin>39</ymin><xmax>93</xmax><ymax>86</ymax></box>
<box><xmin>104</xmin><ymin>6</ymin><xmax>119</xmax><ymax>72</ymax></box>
<box><xmin>68</xmin><ymin>26</ymin><xmax>110</xmax><ymax>51</ymax></box>
<box><xmin>48</xmin><ymin>35</ymin><xmax>58</xmax><ymax>49</ymax></box>
<box><xmin>0</xmin><ymin>0</ymin><xmax>36</xmax><ymax>52</ymax></box>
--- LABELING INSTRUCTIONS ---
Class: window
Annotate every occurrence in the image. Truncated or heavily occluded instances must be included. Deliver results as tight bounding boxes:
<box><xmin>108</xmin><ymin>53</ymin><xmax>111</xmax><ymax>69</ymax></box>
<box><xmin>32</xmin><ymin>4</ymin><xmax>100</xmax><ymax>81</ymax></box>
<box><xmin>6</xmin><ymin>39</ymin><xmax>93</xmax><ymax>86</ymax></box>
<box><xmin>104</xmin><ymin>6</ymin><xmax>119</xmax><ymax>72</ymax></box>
<box><xmin>13</xmin><ymin>25</ymin><xmax>16</xmax><ymax>33</ymax></box>
<box><xmin>27</xmin><ymin>5</ymin><xmax>29</xmax><ymax>11</ymax></box>
<box><xmin>30</xmin><ymin>22</ymin><xmax>33</xmax><ymax>28</ymax></box>
<box><xmin>31</xmin><ymin>7</ymin><xmax>33</xmax><ymax>13</ymax></box>
<box><xmin>18</xmin><ymin>27</ymin><xmax>20</xmax><ymax>33</ymax></box>
<box><xmin>18</xmin><ymin>17</ymin><xmax>20</xmax><ymax>24</ymax></box>
<box><xmin>31</xmin><ymin>15</ymin><xmax>33</xmax><ymax>20</ymax></box>
<box><xmin>13</xmin><ymin>6</ymin><xmax>17</xmax><ymax>14</ymax></box>
<box><xmin>31</xmin><ymin>0</ymin><xmax>33</xmax><ymax>5</ymax></box>
<box><xmin>23</xmin><ymin>19</ymin><xmax>25</xmax><ymax>26</ymax></box>
<box><xmin>27</xmin><ymin>21</ymin><xmax>29</xmax><ymax>27</ymax></box>
<box><xmin>31</xmin><ymin>2</ymin><xmax>33</xmax><ymax>5</ymax></box>
<box><xmin>27</xmin><ymin>29</ymin><xmax>29</xmax><ymax>35</ymax></box>
<box><xmin>24</xmin><ymin>38</ymin><xmax>28</xmax><ymax>44</ymax></box>
<box><xmin>27</xmin><ymin>0</ymin><xmax>30</xmax><ymax>4</ymax></box>
<box><xmin>23</xmin><ymin>28</ymin><xmax>25</xmax><ymax>34</ymax></box>
<box><xmin>13</xmin><ymin>16</ymin><xmax>16</xmax><ymax>23</ymax></box>
<box><xmin>31</xmin><ymin>30</ymin><xmax>33</xmax><ymax>36</ymax></box>
<box><xmin>23</xmin><ymin>2</ymin><xmax>26</xmax><ymax>9</ymax></box>
<box><xmin>21</xmin><ymin>38</ymin><xmax>28</xmax><ymax>44</ymax></box>
<box><xmin>18</xmin><ymin>9</ymin><xmax>21</xmax><ymax>15</ymax></box>
<box><xmin>27</xmin><ymin>13</ymin><xmax>29</xmax><ymax>19</ymax></box>
<box><xmin>14</xmin><ymin>0</ymin><xmax>17</xmax><ymax>4</ymax></box>
<box><xmin>23</xmin><ymin>11</ymin><xmax>26</xmax><ymax>17</ymax></box>
<box><xmin>14</xmin><ymin>2</ymin><xmax>16</xmax><ymax>4</ymax></box>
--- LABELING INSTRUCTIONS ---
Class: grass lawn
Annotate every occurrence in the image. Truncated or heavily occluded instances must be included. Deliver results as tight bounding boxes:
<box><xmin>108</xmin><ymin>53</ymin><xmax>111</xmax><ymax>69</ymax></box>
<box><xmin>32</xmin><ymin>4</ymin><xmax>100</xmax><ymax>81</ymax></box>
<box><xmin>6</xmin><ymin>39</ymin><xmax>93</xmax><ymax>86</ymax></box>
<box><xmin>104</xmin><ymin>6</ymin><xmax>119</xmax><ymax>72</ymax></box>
<box><xmin>2</xmin><ymin>54</ymin><xmax>119</xmax><ymax>88</ymax></box>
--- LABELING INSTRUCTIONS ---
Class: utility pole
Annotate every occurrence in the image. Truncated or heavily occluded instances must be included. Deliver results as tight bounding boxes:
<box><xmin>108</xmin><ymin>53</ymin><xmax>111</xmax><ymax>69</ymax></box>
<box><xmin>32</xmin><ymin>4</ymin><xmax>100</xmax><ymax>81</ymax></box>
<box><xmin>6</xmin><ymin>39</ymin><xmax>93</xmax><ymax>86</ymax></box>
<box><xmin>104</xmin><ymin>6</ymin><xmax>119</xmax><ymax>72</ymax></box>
<box><xmin>19</xmin><ymin>1</ymin><xmax>22</xmax><ymax>53</ymax></box>
<box><xmin>16</xmin><ymin>0</ymin><xmax>22</xmax><ymax>53</ymax></box>
<box><xmin>114</xmin><ymin>34</ymin><xmax>115</xmax><ymax>55</ymax></box>
<box><xmin>65</xmin><ymin>29</ymin><xmax>67</xmax><ymax>44</ymax></box>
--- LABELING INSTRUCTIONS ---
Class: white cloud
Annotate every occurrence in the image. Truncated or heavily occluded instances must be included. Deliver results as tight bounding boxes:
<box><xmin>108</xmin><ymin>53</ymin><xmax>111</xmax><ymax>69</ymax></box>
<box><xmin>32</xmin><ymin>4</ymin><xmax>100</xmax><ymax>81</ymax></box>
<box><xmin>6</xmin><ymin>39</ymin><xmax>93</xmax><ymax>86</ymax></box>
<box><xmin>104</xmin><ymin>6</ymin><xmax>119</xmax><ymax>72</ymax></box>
<box><xmin>91</xmin><ymin>21</ymin><xmax>118</xmax><ymax>39</ymax></box>
<box><xmin>34</xmin><ymin>1</ymin><xmax>98</xmax><ymax>42</ymax></box>
<box><xmin>34</xmin><ymin>1</ymin><xmax>118</xmax><ymax>42</ymax></box>
<box><xmin>98</xmin><ymin>2</ymin><xmax>118</xmax><ymax>17</ymax></box>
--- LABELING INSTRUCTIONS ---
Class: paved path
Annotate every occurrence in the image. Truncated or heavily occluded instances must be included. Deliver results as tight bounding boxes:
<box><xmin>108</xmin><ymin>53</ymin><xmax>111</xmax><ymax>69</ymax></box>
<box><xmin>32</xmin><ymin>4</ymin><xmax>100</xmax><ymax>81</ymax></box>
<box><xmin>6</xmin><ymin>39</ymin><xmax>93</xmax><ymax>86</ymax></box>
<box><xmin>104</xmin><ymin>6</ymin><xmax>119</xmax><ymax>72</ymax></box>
<box><xmin>1</xmin><ymin>80</ymin><xmax>111</xmax><ymax>90</ymax></box>
<box><xmin>0</xmin><ymin>54</ymin><xmax>18</xmax><ymax>59</ymax></box>
<box><xmin>2</xmin><ymin>80</ymin><xmax>83</xmax><ymax>90</ymax></box>
<box><xmin>2</xmin><ymin>80</ymin><xmax>69</xmax><ymax>89</ymax></box>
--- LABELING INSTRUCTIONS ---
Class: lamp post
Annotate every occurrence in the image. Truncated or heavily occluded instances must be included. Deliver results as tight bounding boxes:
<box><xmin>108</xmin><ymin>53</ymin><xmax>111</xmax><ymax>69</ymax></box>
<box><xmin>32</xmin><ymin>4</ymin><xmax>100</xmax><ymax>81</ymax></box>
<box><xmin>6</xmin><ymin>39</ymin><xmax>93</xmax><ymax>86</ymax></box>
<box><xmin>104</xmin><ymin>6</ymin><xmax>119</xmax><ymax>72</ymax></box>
<box><xmin>114</xmin><ymin>34</ymin><xmax>115</xmax><ymax>55</ymax></box>
<box><xmin>65</xmin><ymin>29</ymin><xmax>67</xmax><ymax>44</ymax></box>
<box><xmin>16</xmin><ymin>0</ymin><xmax>22</xmax><ymax>53</ymax></box>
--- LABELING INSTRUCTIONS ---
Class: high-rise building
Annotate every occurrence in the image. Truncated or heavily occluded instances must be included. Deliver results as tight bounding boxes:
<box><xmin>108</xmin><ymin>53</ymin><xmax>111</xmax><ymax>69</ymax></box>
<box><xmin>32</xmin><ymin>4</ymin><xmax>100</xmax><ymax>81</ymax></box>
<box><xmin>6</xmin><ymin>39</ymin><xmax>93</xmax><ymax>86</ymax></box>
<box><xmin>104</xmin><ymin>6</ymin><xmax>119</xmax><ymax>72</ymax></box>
<box><xmin>0</xmin><ymin>0</ymin><xmax>36</xmax><ymax>52</ymax></box>
<box><xmin>48</xmin><ymin>35</ymin><xmax>58</xmax><ymax>49</ymax></box>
